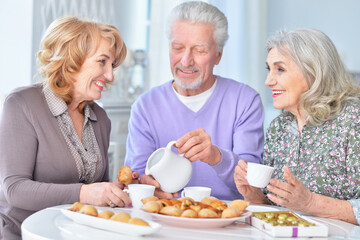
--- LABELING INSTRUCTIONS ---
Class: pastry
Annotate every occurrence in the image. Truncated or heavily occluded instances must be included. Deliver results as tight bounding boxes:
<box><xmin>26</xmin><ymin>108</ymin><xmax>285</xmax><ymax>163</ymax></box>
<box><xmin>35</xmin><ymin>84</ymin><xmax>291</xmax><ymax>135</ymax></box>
<box><xmin>189</xmin><ymin>202</ymin><xmax>209</xmax><ymax>212</ymax></box>
<box><xmin>157</xmin><ymin>199</ymin><xmax>173</xmax><ymax>207</ymax></box>
<box><xmin>98</xmin><ymin>210</ymin><xmax>114</xmax><ymax>219</ymax></box>
<box><xmin>180</xmin><ymin>199</ymin><xmax>195</xmax><ymax>211</ymax></box>
<box><xmin>141</xmin><ymin>201</ymin><xmax>163</xmax><ymax>213</ymax></box>
<box><xmin>79</xmin><ymin>205</ymin><xmax>98</xmax><ymax>217</ymax></box>
<box><xmin>178</xmin><ymin>197</ymin><xmax>195</xmax><ymax>202</ymax></box>
<box><xmin>181</xmin><ymin>209</ymin><xmax>198</xmax><ymax>218</ymax></box>
<box><xmin>210</xmin><ymin>200</ymin><xmax>228</xmax><ymax>211</ymax></box>
<box><xmin>159</xmin><ymin>206</ymin><xmax>182</xmax><ymax>217</ymax></box>
<box><xmin>228</xmin><ymin>199</ymin><xmax>249</xmax><ymax>212</ymax></box>
<box><xmin>169</xmin><ymin>199</ymin><xmax>182</xmax><ymax>207</ymax></box>
<box><xmin>118</xmin><ymin>165</ymin><xmax>133</xmax><ymax>185</ymax></box>
<box><xmin>128</xmin><ymin>217</ymin><xmax>150</xmax><ymax>227</ymax></box>
<box><xmin>198</xmin><ymin>208</ymin><xmax>218</xmax><ymax>218</ymax></box>
<box><xmin>221</xmin><ymin>207</ymin><xmax>241</xmax><ymax>218</ymax></box>
<box><xmin>141</xmin><ymin>196</ymin><xmax>159</xmax><ymax>204</ymax></box>
<box><xmin>110</xmin><ymin>212</ymin><xmax>131</xmax><ymax>223</ymax></box>
<box><xmin>201</xmin><ymin>196</ymin><xmax>218</xmax><ymax>205</ymax></box>
<box><xmin>68</xmin><ymin>202</ymin><xmax>83</xmax><ymax>212</ymax></box>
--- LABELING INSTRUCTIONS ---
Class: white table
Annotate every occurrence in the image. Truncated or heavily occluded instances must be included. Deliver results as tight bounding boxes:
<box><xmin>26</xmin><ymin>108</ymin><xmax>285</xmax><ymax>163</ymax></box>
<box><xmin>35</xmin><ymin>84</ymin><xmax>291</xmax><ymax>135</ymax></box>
<box><xmin>22</xmin><ymin>204</ymin><xmax>360</xmax><ymax>240</ymax></box>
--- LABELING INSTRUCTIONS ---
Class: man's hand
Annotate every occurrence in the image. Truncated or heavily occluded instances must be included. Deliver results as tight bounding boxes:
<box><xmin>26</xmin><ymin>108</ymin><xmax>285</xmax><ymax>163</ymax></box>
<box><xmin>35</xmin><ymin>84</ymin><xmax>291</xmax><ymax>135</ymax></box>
<box><xmin>140</xmin><ymin>174</ymin><xmax>179</xmax><ymax>199</ymax></box>
<box><xmin>175</xmin><ymin>128</ymin><xmax>221</xmax><ymax>165</ymax></box>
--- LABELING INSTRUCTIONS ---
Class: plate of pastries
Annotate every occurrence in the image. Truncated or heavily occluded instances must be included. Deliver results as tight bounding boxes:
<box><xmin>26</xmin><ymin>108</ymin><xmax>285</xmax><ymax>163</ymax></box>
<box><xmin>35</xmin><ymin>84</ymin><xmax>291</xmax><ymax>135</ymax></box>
<box><xmin>61</xmin><ymin>202</ymin><xmax>161</xmax><ymax>236</ymax></box>
<box><xmin>140</xmin><ymin>196</ymin><xmax>251</xmax><ymax>228</ymax></box>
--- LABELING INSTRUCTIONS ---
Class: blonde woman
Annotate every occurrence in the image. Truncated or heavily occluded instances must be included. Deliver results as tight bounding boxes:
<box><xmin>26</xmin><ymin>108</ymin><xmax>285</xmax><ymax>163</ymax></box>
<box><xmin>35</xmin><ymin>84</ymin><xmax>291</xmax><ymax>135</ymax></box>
<box><xmin>235</xmin><ymin>29</ymin><xmax>360</xmax><ymax>225</ymax></box>
<box><xmin>0</xmin><ymin>17</ymin><xmax>135</xmax><ymax>239</ymax></box>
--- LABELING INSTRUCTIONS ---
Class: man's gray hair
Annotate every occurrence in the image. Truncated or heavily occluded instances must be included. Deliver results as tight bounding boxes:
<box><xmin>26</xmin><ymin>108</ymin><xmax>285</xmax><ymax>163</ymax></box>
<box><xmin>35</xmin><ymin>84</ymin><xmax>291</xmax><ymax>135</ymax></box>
<box><xmin>166</xmin><ymin>1</ymin><xmax>229</xmax><ymax>53</ymax></box>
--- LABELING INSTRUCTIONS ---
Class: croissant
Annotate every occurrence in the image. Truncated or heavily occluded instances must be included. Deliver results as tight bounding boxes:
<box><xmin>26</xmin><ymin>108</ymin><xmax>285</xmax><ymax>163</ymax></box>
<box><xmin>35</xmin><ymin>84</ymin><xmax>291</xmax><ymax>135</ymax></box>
<box><xmin>198</xmin><ymin>208</ymin><xmax>219</xmax><ymax>218</ymax></box>
<box><xmin>68</xmin><ymin>202</ymin><xmax>84</xmax><ymax>212</ymax></box>
<box><xmin>159</xmin><ymin>206</ymin><xmax>182</xmax><ymax>217</ymax></box>
<box><xmin>141</xmin><ymin>196</ymin><xmax>159</xmax><ymax>204</ymax></box>
<box><xmin>79</xmin><ymin>205</ymin><xmax>98</xmax><ymax>217</ymax></box>
<box><xmin>169</xmin><ymin>199</ymin><xmax>182</xmax><ymax>207</ymax></box>
<box><xmin>157</xmin><ymin>199</ymin><xmax>173</xmax><ymax>207</ymax></box>
<box><xmin>201</xmin><ymin>196</ymin><xmax>218</xmax><ymax>205</ymax></box>
<box><xmin>210</xmin><ymin>200</ymin><xmax>228</xmax><ymax>211</ymax></box>
<box><xmin>128</xmin><ymin>217</ymin><xmax>150</xmax><ymax>226</ymax></box>
<box><xmin>98</xmin><ymin>210</ymin><xmax>114</xmax><ymax>219</ymax></box>
<box><xmin>189</xmin><ymin>202</ymin><xmax>210</xmax><ymax>213</ymax></box>
<box><xmin>110</xmin><ymin>212</ymin><xmax>131</xmax><ymax>223</ymax></box>
<box><xmin>141</xmin><ymin>201</ymin><xmax>163</xmax><ymax>213</ymax></box>
<box><xmin>228</xmin><ymin>199</ymin><xmax>249</xmax><ymax>212</ymax></box>
<box><xmin>221</xmin><ymin>207</ymin><xmax>241</xmax><ymax>218</ymax></box>
<box><xmin>118</xmin><ymin>165</ymin><xmax>133</xmax><ymax>185</ymax></box>
<box><xmin>181</xmin><ymin>209</ymin><xmax>198</xmax><ymax>218</ymax></box>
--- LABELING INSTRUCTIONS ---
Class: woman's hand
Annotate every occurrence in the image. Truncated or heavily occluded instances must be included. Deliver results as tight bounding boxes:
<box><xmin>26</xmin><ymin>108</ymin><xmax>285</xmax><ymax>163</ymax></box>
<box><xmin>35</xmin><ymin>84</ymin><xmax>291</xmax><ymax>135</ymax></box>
<box><xmin>139</xmin><ymin>174</ymin><xmax>179</xmax><ymax>199</ymax></box>
<box><xmin>234</xmin><ymin>159</ymin><xmax>268</xmax><ymax>204</ymax></box>
<box><xmin>79</xmin><ymin>182</ymin><xmax>131</xmax><ymax>207</ymax></box>
<box><xmin>175</xmin><ymin>128</ymin><xmax>221</xmax><ymax>166</ymax></box>
<box><xmin>266</xmin><ymin>166</ymin><xmax>314</xmax><ymax>212</ymax></box>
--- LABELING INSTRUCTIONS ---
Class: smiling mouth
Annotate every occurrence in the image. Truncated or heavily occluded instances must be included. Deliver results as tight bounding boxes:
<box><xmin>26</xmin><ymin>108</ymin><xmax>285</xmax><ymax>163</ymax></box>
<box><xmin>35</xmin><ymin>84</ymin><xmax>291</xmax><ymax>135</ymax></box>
<box><xmin>176</xmin><ymin>65</ymin><xmax>199</xmax><ymax>75</ymax></box>
<box><xmin>180</xmin><ymin>69</ymin><xmax>197</xmax><ymax>74</ymax></box>
<box><xmin>272</xmin><ymin>90</ymin><xmax>285</xmax><ymax>96</ymax></box>
<box><xmin>94</xmin><ymin>81</ymin><xmax>105</xmax><ymax>88</ymax></box>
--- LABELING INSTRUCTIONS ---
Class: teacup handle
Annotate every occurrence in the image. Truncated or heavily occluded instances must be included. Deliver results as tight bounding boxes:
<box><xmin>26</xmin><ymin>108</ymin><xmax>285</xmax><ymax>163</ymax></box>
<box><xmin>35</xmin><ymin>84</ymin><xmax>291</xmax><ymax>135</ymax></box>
<box><xmin>166</xmin><ymin>141</ymin><xmax>184</xmax><ymax>157</ymax></box>
<box><xmin>180</xmin><ymin>190</ymin><xmax>186</xmax><ymax>198</ymax></box>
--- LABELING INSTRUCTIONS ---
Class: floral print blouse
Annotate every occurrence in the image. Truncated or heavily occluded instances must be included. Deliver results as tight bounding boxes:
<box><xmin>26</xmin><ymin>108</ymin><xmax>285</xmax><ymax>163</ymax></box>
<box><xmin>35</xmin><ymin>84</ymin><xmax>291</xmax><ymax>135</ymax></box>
<box><xmin>263</xmin><ymin>102</ymin><xmax>360</xmax><ymax>225</ymax></box>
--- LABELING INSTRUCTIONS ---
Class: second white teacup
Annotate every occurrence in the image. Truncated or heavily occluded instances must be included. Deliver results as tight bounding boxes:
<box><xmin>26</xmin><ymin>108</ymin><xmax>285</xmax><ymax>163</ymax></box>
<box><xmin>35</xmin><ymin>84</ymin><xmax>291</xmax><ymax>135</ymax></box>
<box><xmin>124</xmin><ymin>184</ymin><xmax>155</xmax><ymax>208</ymax></box>
<box><xmin>247</xmin><ymin>162</ymin><xmax>275</xmax><ymax>188</ymax></box>
<box><xmin>181</xmin><ymin>186</ymin><xmax>211</xmax><ymax>202</ymax></box>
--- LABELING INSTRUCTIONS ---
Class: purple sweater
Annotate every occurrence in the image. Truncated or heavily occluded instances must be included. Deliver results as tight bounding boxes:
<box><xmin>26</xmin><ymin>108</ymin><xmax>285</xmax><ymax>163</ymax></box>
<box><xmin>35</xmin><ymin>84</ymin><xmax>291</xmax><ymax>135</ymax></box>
<box><xmin>125</xmin><ymin>76</ymin><xmax>264</xmax><ymax>200</ymax></box>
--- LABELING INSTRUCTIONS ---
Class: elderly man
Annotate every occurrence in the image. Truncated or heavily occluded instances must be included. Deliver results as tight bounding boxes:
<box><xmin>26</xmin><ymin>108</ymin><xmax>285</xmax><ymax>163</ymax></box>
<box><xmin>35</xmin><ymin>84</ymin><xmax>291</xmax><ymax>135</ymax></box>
<box><xmin>125</xmin><ymin>1</ymin><xmax>264</xmax><ymax>200</ymax></box>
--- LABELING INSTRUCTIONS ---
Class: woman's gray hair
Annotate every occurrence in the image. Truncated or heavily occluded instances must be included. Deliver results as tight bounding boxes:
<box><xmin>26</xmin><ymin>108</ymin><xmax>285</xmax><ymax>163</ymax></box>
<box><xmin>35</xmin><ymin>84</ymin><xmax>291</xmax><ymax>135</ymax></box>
<box><xmin>266</xmin><ymin>28</ymin><xmax>360</xmax><ymax>126</ymax></box>
<box><xmin>166</xmin><ymin>1</ymin><xmax>228</xmax><ymax>53</ymax></box>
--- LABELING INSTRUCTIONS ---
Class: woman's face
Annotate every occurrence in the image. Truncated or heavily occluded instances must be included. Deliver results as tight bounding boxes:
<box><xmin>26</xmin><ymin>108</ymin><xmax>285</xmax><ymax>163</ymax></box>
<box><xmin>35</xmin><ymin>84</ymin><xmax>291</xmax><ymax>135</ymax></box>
<box><xmin>71</xmin><ymin>38</ymin><xmax>115</xmax><ymax>103</ymax></box>
<box><xmin>265</xmin><ymin>48</ymin><xmax>309</xmax><ymax>115</ymax></box>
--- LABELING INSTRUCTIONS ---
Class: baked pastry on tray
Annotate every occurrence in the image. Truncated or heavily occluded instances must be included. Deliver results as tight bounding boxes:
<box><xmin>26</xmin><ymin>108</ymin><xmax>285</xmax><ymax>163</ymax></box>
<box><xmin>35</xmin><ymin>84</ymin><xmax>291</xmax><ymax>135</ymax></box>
<box><xmin>140</xmin><ymin>196</ymin><xmax>249</xmax><ymax>219</ymax></box>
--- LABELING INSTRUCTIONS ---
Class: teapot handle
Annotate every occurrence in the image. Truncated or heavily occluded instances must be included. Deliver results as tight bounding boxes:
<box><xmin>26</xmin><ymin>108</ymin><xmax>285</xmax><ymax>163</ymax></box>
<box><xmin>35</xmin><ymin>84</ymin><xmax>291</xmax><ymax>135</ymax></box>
<box><xmin>166</xmin><ymin>141</ymin><xmax>177</xmax><ymax>149</ymax></box>
<box><xmin>166</xmin><ymin>140</ymin><xmax>185</xmax><ymax>157</ymax></box>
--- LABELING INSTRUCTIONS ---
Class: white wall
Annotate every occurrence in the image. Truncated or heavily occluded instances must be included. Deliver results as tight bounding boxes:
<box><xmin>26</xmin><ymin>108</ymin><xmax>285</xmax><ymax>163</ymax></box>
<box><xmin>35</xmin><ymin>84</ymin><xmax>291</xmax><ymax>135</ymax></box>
<box><xmin>0</xmin><ymin>0</ymin><xmax>33</xmax><ymax>97</ymax></box>
<box><xmin>267</xmin><ymin>0</ymin><xmax>360</xmax><ymax>73</ymax></box>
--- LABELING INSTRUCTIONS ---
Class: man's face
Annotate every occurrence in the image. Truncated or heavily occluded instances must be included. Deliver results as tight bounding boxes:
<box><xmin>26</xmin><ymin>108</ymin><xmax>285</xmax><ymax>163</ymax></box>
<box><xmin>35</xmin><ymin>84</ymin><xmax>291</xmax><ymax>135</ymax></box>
<box><xmin>169</xmin><ymin>20</ymin><xmax>222</xmax><ymax>95</ymax></box>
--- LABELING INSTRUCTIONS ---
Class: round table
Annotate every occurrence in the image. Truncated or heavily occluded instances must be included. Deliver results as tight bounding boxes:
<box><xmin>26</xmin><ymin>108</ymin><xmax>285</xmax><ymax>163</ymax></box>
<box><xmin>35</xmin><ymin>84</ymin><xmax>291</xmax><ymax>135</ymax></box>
<box><xmin>21</xmin><ymin>204</ymin><xmax>360</xmax><ymax>240</ymax></box>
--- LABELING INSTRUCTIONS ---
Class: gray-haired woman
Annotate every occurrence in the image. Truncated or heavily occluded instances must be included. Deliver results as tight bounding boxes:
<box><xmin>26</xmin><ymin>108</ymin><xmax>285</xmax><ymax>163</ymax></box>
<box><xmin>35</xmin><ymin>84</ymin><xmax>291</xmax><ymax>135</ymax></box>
<box><xmin>235</xmin><ymin>28</ymin><xmax>360</xmax><ymax>225</ymax></box>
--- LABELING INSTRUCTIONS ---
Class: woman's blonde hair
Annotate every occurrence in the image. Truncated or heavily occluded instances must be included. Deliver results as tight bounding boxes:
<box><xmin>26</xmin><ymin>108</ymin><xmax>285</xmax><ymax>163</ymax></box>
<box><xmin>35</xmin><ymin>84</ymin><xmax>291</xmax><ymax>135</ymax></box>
<box><xmin>37</xmin><ymin>16</ymin><xmax>127</xmax><ymax>111</ymax></box>
<box><xmin>266</xmin><ymin>28</ymin><xmax>360</xmax><ymax>126</ymax></box>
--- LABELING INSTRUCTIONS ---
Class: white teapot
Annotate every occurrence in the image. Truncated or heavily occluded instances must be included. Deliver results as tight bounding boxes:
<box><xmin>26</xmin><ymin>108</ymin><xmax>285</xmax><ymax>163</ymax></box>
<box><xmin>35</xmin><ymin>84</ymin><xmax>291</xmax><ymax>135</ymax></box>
<box><xmin>145</xmin><ymin>141</ymin><xmax>193</xmax><ymax>193</ymax></box>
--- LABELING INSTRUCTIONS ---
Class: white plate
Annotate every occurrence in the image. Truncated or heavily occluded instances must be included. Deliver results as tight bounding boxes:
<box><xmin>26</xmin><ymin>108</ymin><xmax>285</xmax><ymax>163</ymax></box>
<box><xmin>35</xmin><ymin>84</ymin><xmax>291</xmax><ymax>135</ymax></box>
<box><xmin>60</xmin><ymin>209</ymin><xmax>161</xmax><ymax>236</ymax></box>
<box><xmin>149</xmin><ymin>210</ymin><xmax>251</xmax><ymax>228</ymax></box>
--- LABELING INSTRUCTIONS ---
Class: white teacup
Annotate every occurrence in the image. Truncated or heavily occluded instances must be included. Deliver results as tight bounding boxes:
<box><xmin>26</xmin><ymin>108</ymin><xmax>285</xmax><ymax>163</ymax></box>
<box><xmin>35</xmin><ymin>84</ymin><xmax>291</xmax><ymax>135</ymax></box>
<box><xmin>145</xmin><ymin>141</ymin><xmax>193</xmax><ymax>193</ymax></box>
<box><xmin>181</xmin><ymin>186</ymin><xmax>211</xmax><ymax>202</ymax></box>
<box><xmin>124</xmin><ymin>184</ymin><xmax>155</xmax><ymax>208</ymax></box>
<box><xmin>247</xmin><ymin>162</ymin><xmax>275</xmax><ymax>188</ymax></box>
